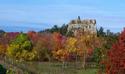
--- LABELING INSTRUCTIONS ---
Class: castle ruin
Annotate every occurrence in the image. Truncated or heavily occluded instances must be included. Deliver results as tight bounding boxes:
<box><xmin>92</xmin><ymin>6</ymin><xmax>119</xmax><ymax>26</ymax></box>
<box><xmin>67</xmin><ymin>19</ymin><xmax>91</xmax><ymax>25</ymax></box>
<box><xmin>67</xmin><ymin>16</ymin><xmax>97</xmax><ymax>36</ymax></box>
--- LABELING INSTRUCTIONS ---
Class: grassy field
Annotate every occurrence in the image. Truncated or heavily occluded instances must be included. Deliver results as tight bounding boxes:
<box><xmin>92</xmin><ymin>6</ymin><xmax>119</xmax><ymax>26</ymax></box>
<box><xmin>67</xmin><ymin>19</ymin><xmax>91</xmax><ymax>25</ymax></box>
<box><xmin>16</xmin><ymin>62</ymin><xmax>98</xmax><ymax>74</ymax></box>
<box><xmin>4</xmin><ymin>58</ymin><xmax>98</xmax><ymax>74</ymax></box>
<box><xmin>33</xmin><ymin>62</ymin><xmax>97</xmax><ymax>74</ymax></box>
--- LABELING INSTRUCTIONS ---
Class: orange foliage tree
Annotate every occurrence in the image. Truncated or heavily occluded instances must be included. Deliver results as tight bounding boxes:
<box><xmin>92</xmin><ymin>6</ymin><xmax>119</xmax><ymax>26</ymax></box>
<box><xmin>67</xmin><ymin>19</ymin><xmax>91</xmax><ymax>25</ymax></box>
<box><xmin>0</xmin><ymin>44</ymin><xmax>6</xmax><ymax>57</ymax></box>
<box><xmin>51</xmin><ymin>32</ymin><xmax>68</xmax><ymax>61</ymax></box>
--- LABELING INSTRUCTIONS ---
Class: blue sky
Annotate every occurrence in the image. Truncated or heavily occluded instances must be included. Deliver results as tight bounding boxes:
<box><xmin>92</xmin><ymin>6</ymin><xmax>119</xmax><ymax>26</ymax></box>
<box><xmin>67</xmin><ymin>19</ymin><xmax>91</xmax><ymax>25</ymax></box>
<box><xmin>0</xmin><ymin>0</ymin><xmax>125</xmax><ymax>32</ymax></box>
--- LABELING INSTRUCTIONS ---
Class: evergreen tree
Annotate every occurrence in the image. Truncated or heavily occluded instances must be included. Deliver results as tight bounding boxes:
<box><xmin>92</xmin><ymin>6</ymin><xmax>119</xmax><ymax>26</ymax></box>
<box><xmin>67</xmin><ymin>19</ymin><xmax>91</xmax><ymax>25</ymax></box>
<box><xmin>0</xmin><ymin>29</ymin><xmax>5</xmax><ymax>37</ymax></box>
<box><xmin>97</xmin><ymin>27</ymin><xmax>105</xmax><ymax>37</ymax></box>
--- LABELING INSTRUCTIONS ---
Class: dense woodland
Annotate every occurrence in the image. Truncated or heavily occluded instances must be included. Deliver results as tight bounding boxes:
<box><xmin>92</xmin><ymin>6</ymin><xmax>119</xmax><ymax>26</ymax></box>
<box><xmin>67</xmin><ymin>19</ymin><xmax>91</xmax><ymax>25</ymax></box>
<box><xmin>0</xmin><ymin>24</ymin><xmax>124</xmax><ymax>74</ymax></box>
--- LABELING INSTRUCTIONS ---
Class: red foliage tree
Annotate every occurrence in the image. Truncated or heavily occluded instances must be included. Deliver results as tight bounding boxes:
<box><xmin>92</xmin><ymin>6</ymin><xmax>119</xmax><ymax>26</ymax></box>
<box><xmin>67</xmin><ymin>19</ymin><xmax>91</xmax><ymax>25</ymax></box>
<box><xmin>51</xmin><ymin>32</ymin><xmax>68</xmax><ymax>61</ymax></box>
<box><xmin>3</xmin><ymin>32</ymin><xmax>19</xmax><ymax>47</ymax></box>
<box><xmin>105</xmin><ymin>28</ymin><xmax>125</xmax><ymax>74</ymax></box>
<box><xmin>87</xmin><ymin>48</ymin><xmax>93</xmax><ymax>56</ymax></box>
<box><xmin>27</xmin><ymin>31</ymin><xmax>39</xmax><ymax>44</ymax></box>
<box><xmin>51</xmin><ymin>32</ymin><xmax>64</xmax><ymax>50</ymax></box>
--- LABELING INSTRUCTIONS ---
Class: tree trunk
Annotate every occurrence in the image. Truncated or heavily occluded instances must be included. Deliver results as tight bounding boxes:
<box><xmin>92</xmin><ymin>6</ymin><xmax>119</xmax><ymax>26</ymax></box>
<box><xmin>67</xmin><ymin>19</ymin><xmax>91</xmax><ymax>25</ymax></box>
<box><xmin>82</xmin><ymin>52</ymin><xmax>86</xmax><ymax>69</ymax></box>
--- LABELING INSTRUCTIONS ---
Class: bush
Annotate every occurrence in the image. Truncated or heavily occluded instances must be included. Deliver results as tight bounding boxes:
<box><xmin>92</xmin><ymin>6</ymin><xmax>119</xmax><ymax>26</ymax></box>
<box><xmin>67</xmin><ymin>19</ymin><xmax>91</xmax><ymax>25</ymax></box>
<box><xmin>0</xmin><ymin>64</ymin><xmax>6</xmax><ymax>74</ymax></box>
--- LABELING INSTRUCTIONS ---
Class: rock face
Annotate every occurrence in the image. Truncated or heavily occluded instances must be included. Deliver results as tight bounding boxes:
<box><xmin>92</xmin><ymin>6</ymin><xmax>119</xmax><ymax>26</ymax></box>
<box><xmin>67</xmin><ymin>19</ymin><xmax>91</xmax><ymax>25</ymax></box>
<box><xmin>67</xmin><ymin>16</ymin><xmax>97</xmax><ymax>36</ymax></box>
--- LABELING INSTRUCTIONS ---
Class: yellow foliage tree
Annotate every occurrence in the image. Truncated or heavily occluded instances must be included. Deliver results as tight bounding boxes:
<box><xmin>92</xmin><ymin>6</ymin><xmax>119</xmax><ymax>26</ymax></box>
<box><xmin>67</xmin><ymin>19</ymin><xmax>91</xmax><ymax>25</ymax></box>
<box><xmin>7</xmin><ymin>33</ymin><xmax>37</xmax><ymax>61</ymax></box>
<box><xmin>65</xmin><ymin>37</ymin><xmax>77</xmax><ymax>53</ymax></box>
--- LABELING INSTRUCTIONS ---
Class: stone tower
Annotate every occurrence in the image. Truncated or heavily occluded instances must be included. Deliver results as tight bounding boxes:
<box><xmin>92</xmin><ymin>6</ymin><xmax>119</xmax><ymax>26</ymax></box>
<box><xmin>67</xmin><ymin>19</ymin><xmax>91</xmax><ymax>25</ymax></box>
<box><xmin>67</xmin><ymin>16</ymin><xmax>96</xmax><ymax>36</ymax></box>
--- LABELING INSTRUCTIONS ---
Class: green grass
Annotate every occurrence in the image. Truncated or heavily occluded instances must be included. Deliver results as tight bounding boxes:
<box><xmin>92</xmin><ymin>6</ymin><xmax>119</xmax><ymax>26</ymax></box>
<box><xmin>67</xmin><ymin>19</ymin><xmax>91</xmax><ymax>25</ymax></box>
<box><xmin>19</xmin><ymin>62</ymin><xmax>98</xmax><ymax>74</ymax></box>
<box><xmin>77</xmin><ymin>69</ymin><xmax>97</xmax><ymax>74</ymax></box>
<box><xmin>4</xmin><ymin>58</ymin><xmax>98</xmax><ymax>74</ymax></box>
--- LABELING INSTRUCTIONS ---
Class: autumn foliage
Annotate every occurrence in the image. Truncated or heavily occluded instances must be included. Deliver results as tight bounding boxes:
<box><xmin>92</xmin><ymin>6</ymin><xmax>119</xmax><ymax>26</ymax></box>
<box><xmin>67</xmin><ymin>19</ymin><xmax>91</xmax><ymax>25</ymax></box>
<box><xmin>7</xmin><ymin>33</ymin><xmax>37</xmax><ymax>61</ymax></box>
<box><xmin>0</xmin><ymin>28</ymin><xmax>110</xmax><ymax>65</ymax></box>
<box><xmin>0</xmin><ymin>30</ymin><xmax>104</xmax><ymax>62</ymax></box>
<box><xmin>0</xmin><ymin>44</ymin><xmax>6</xmax><ymax>57</ymax></box>
<box><xmin>105</xmin><ymin>29</ymin><xmax>125</xmax><ymax>74</ymax></box>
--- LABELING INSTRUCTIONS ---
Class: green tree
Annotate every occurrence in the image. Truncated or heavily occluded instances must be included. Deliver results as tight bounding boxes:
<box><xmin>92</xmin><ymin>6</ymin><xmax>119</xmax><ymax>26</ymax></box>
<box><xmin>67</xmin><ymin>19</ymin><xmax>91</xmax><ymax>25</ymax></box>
<box><xmin>7</xmin><ymin>33</ymin><xmax>36</xmax><ymax>61</ymax></box>
<box><xmin>93</xmin><ymin>48</ymin><xmax>102</xmax><ymax>65</ymax></box>
<box><xmin>0</xmin><ymin>29</ymin><xmax>5</xmax><ymax>37</ymax></box>
<box><xmin>97</xmin><ymin>27</ymin><xmax>105</xmax><ymax>37</ymax></box>
<box><xmin>60</xmin><ymin>24</ymin><xmax>68</xmax><ymax>36</ymax></box>
<box><xmin>39</xmin><ymin>24</ymin><xmax>68</xmax><ymax>36</ymax></box>
<box><xmin>10</xmin><ymin>33</ymin><xmax>32</xmax><ymax>51</ymax></box>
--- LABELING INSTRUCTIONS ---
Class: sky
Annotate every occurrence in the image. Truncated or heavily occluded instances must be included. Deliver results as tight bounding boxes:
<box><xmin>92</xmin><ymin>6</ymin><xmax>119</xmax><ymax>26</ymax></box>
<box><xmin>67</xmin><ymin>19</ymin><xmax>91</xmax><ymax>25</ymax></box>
<box><xmin>0</xmin><ymin>0</ymin><xmax>125</xmax><ymax>32</ymax></box>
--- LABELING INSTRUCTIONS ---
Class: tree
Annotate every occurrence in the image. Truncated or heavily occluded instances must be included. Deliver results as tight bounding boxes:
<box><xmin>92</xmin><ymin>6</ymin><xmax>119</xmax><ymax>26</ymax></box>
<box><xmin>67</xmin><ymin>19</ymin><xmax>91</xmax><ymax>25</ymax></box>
<box><xmin>92</xmin><ymin>48</ymin><xmax>106</xmax><ymax>71</ymax></box>
<box><xmin>33</xmin><ymin>33</ymin><xmax>52</xmax><ymax>61</ymax></box>
<box><xmin>39</xmin><ymin>24</ymin><xmax>68</xmax><ymax>36</ymax></box>
<box><xmin>51</xmin><ymin>32</ymin><xmax>67</xmax><ymax>61</ymax></box>
<box><xmin>7</xmin><ymin>33</ymin><xmax>37</xmax><ymax>61</ymax></box>
<box><xmin>11</xmin><ymin>33</ymin><xmax>32</xmax><ymax>51</ymax></box>
<box><xmin>51</xmin><ymin>25</ymin><xmax>60</xmax><ymax>32</ymax></box>
<box><xmin>60</xmin><ymin>24</ymin><xmax>68</xmax><ymax>36</ymax></box>
<box><xmin>27</xmin><ymin>31</ymin><xmax>39</xmax><ymax>45</ymax></box>
<box><xmin>42</xmin><ymin>25</ymin><xmax>60</xmax><ymax>33</ymax></box>
<box><xmin>0</xmin><ymin>29</ymin><xmax>5</xmax><ymax>37</ymax></box>
<box><xmin>65</xmin><ymin>37</ymin><xmax>77</xmax><ymax>53</ymax></box>
<box><xmin>104</xmin><ymin>28</ymin><xmax>125</xmax><ymax>74</ymax></box>
<box><xmin>0</xmin><ymin>44</ymin><xmax>6</xmax><ymax>57</ymax></box>
<box><xmin>51</xmin><ymin>32</ymin><xmax>64</xmax><ymax>50</ymax></box>
<box><xmin>97</xmin><ymin>27</ymin><xmax>105</xmax><ymax>37</ymax></box>
<box><xmin>0</xmin><ymin>32</ymin><xmax>19</xmax><ymax>46</ymax></box>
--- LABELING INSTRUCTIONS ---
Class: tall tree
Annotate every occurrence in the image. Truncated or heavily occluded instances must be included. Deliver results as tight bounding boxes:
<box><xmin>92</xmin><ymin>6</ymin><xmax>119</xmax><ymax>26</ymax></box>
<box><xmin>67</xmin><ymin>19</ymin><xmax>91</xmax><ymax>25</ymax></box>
<box><xmin>60</xmin><ymin>24</ymin><xmax>68</xmax><ymax>36</ymax></box>
<box><xmin>97</xmin><ymin>27</ymin><xmax>105</xmax><ymax>37</ymax></box>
